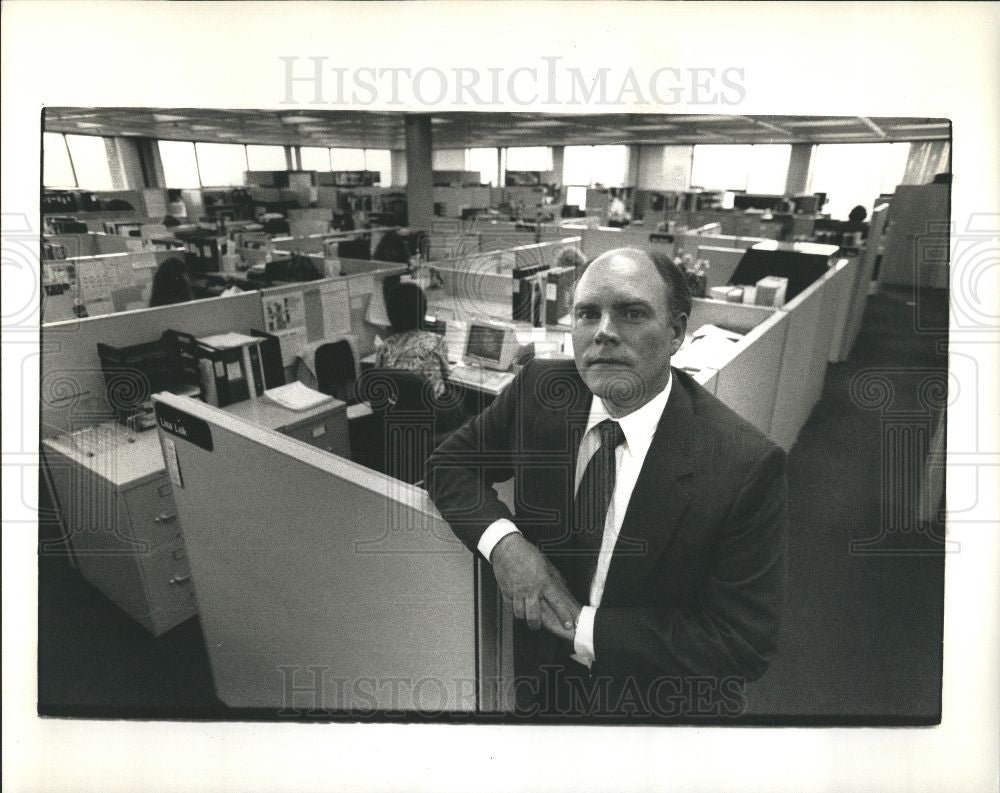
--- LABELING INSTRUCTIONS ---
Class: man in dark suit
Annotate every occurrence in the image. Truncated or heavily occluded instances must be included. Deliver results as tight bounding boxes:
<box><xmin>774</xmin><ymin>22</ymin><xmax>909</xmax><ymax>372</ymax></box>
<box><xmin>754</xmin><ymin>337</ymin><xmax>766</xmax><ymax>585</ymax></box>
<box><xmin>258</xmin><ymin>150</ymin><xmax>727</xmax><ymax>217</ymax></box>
<box><xmin>428</xmin><ymin>248</ymin><xmax>786</xmax><ymax>719</ymax></box>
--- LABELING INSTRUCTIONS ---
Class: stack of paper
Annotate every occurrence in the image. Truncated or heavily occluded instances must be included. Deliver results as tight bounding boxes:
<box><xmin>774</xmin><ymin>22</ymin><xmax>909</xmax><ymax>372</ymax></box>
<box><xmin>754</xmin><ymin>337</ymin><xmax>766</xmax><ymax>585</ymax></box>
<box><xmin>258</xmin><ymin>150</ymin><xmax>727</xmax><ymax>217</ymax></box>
<box><xmin>264</xmin><ymin>381</ymin><xmax>333</xmax><ymax>412</ymax></box>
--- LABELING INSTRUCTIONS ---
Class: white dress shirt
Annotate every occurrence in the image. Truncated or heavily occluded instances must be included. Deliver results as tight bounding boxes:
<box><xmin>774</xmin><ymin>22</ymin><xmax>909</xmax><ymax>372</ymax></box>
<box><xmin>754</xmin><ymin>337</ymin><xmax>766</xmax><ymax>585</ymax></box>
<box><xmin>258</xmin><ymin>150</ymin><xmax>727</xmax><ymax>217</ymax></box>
<box><xmin>477</xmin><ymin>374</ymin><xmax>673</xmax><ymax>666</ymax></box>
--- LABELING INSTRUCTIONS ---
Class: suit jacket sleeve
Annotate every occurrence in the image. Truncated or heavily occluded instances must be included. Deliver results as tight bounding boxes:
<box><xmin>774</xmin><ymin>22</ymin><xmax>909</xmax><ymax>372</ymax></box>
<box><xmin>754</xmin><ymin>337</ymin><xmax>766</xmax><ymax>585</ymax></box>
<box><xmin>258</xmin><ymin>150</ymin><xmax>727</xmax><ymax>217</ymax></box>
<box><xmin>594</xmin><ymin>443</ymin><xmax>787</xmax><ymax>683</ymax></box>
<box><xmin>427</xmin><ymin>365</ymin><xmax>524</xmax><ymax>553</ymax></box>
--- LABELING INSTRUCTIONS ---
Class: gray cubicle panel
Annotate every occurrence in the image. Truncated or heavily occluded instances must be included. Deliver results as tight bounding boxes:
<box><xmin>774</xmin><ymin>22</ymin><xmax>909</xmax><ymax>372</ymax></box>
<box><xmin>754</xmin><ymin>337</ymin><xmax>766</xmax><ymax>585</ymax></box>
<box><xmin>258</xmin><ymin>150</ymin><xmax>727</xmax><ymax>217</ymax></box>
<box><xmin>579</xmin><ymin>226</ymin><xmax>676</xmax><ymax>260</ymax></box>
<box><xmin>837</xmin><ymin>204</ymin><xmax>889</xmax><ymax>361</ymax></box>
<box><xmin>768</xmin><ymin>271</ymin><xmax>830</xmax><ymax>451</ymax></box>
<box><xmin>696</xmin><ymin>245</ymin><xmax>745</xmax><ymax>290</ymax></box>
<box><xmin>827</xmin><ymin>256</ymin><xmax>861</xmax><ymax>363</ymax></box>
<box><xmin>152</xmin><ymin>393</ymin><xmax>509</xmax><ymax>713</ymax></box>
<box><xmin>768</xmin><ymin>259</ymin><xmax>854</xmax><ymax>450</ymax></box>
<box><xmin>41</xmin><ymin>292</ymin><xmax>266</xmax><ymax>435</ymax></box>
<box><xmin>704</xmin><ymin>306</ymin><xmax>790</xmax><ymax>439</ymax></box>
<box><xmin>809</xmin><ymin>260</ymin><xmax>852</xmax><ymax>404</ymax></box>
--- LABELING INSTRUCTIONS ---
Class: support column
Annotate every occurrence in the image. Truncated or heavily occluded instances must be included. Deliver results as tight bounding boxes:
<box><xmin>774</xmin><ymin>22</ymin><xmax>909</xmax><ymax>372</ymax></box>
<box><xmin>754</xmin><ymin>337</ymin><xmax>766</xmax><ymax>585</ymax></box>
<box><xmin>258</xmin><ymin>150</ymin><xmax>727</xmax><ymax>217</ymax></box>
<box><xmin>390</xmin><ymin>150</ymin><xmax>407</xmax><ymax>187</ymax></box>
<box><xmin>785</xmin><ymin>143</ymin><xmax>813</xmax><ymax>195</ymax></box>
<box><xmin>404</xmin><ymin>115</ymin><xmax>434</xmax><ymax>231</ymax></box>
<box><xmin>550</xmin><ymin>145</ymin><xmax>565</xmax><ymax>186</ymax></box>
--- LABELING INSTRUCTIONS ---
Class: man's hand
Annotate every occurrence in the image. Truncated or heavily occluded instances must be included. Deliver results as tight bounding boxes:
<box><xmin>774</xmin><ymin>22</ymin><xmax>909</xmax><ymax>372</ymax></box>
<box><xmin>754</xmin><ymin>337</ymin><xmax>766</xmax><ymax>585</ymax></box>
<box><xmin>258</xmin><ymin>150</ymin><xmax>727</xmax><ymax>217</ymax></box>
<box><xmin>491</xmin><ymin>533</ymin><xmax>580</xmax><ymax>633</ymax></box>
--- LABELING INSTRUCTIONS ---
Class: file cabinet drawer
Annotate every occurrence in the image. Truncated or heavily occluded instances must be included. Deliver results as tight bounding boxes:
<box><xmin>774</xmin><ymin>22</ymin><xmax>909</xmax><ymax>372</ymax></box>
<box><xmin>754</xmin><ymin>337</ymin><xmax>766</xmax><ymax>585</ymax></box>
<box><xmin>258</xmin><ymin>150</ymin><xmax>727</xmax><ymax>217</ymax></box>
<box><xmin>137</xmin><ymin>544</ymin><xmax>197</xmax><ymax>620</ymax></box>
<box><xmin>123</xmin><ymin>477</ymin><xmax>184</xmax><ymax>552</ymax></box>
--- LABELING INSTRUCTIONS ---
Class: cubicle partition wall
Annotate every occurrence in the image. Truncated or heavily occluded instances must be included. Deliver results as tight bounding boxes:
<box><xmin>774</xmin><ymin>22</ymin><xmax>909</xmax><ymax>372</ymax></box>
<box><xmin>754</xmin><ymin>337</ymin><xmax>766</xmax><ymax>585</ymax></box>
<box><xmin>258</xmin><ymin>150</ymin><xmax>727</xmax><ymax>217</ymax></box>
<box><xmin>831</xmin><ymin>204</ymin><xmax>888</xmax><ymax>362</ymax></box>
<box><xmin>576</xmin><ymin>226</ymin><xmax>677</xmax><ymax>261</ymax></box>
<box><xmin>706</xmin><ymin>306</ymin><xmax>790</xmax><ymax>438</ymax></box>
<box><xmin>427</xmin><ymin>231</ymin><xmax>481</xmax><ymax>261</ymax></box>
<box><xmin>44</xmin><ymin>232</ymin><xmax>134</xmax><ymax>259</ymax></box>
<box><xmin>41</xmin><ymin>292</ymin><xmax>266</xmax><ymax>436</ymax></box>
<box><xmin>42</xmin><ymin>249</ymin><xmax>183</xmax><ymax>324</ymax></box>
<box><xmin>257</xmin><ymin>267</ymin><xmax>405</xmax><ymax>379</ymax></box>
<box><xmin>425</xmin><ymin>237</ymin><xmax>583</xmax><ymax>323</ymax></box>
<box><xmin>695</xmin><ymin>246</ymin><xmax>745</xmax><ymax>289</ymax></box>
<box><xmin>152</xmin><ymin>393</ymin><xmax>513</xmax><ymax>712</ymax></box>
<box><xmin>477</xmin><ymin>222</ymin><xmax>537</xmax><ymax>252</ymax></box>
<box><xmin>41</xmin><ymin>265</ymin><xmax>405</xmax><ymax>437</ymax></box>
<box><xmin>675</xmin><ymin>233</ymin><xmax>765</xmax><ymax>260</ymax></box>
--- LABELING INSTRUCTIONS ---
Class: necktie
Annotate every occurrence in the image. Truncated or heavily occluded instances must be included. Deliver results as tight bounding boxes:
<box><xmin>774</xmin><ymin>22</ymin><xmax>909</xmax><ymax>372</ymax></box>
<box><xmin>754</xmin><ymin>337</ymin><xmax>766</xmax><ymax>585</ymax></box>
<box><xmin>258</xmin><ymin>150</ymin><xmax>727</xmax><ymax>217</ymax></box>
<box><xmin>570</xmin><ymin>419</ymin><xmax>625</xmax><ymax>602</ymax></box>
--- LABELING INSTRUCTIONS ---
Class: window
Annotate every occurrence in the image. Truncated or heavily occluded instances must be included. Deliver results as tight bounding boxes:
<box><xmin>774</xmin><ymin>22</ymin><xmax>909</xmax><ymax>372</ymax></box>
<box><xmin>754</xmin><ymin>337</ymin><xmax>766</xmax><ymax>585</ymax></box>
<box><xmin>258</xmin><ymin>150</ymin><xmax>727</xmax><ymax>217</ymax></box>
<box><xmin>364</xmin><ymin>149</ymin><xmax>391</xmax><ymax>186</ymax></box>
<box><xmin>504</xmin><ymin>146</ymin><xmax>552</xmax><ymax>172</ymax></box>
<box><xmin>566</xmin><ymin>185</ymin><xmax>588</xmax><ymax>210</ymax></box>
<box><xmin>330</xmin><ymin>148</ymin><xmax>366</xmax><ymax>171</ymax></box>
<box><xmin>563</xmin><ymin>146</ymin><xmax>593</xmax><ymax>187</ymax></box>
<box><xmin>65</xmin><ymin>134</ymin><xmax>113</xmax><ymax>190</ymax></box>
<box><xmin>466</xmin><ymin>147</ymin><xmax>499</xmax><ymax>187</ymax></box>
<box><xmin>690</xmin><ymin>145</ymin><xmax>749</xmax><ymax>191</ymax></box>
<box><xmin>246</xmin><ymin>144</ymin><xmax>287</xmax><ymax>171</ymax></box>
<box><xmin>745</xmin><ymin>145</ymin><xmax>792</xmax><ymax>194</ymax></box>
<box><xmin>195</xmin><ymin>142</ymin><xmax>248</xmax><ymax>187</ymax></box>
<box><xmin>562</xmin><ymin>145</ymin><xmax>629</xmax><ymax>187</ymax></box>
<box><xmin>43</xmin><ymin>133</ymin><xmax>76</xmax><ymax>187</ymax></box>
<box><xmin>299</xmin><ymin>147</ymin><xmax>331</xmax><ymax>171</ymax></box>
<box><xmin>158</xmin><ymin>140</ymin><xmax>201</xmax><ymax>188</ymax></box>
<box><xmin>808</xmin><ymin>143</ymin><xmax>910</xmax><ymax>221</ymax></box>
<box><xmin>690</xmin><ymin>144</ymin><xmax>791</xmax><ymax>194</ymax></box>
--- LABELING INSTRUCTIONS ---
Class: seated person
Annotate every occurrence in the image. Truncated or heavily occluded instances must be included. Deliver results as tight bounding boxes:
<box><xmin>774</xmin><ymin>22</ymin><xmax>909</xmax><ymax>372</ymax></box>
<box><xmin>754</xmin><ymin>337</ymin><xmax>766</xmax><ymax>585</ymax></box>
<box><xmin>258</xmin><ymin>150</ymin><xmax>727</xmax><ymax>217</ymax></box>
<box><xmin>607</xmin><ymin>191</ymin><xmax>629</xmax><ymax>227</ymax></box>
<box><xmin>149</xmin><ymin>257</ymin><xmax>193</xmax><ymax>307</ymax></box>
<box><xmin>373</xmin><ymin>229</ymin><xmax>412</xmax><ymax>265</ymax></box>
<box><xmin>848</xmin><ymin>205</ymin><xmax>868</xmax><ymax>223</ymax></box>
<box><xmin>375</xmin><ymin>282</ymin><xmax>450</xmax><ymax>398</ymax></box>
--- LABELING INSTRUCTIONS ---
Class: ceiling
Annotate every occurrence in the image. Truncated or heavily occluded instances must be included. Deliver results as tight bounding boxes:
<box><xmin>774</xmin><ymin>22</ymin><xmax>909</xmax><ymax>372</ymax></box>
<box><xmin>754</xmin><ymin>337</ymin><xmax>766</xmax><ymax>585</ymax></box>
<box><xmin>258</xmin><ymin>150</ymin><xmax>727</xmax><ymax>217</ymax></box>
<box><xmin>43</xmin><ymin>109</ymin><xmax>951</xmax><ymax>149</ymax></box>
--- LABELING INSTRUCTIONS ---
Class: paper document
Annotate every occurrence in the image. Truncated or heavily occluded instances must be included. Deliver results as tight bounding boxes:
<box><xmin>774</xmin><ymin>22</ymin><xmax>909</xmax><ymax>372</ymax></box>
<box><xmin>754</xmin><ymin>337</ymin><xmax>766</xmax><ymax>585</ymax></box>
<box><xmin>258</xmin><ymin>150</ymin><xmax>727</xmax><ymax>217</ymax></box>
<box><xmin>198</xmin><ymin>332</ymin><xmax>259</xmax><ymax>349</ymax></box>
<box><xmin>264</xmin><ymin>381</ymin><xmax>333</xmax><ymax>412</ymax></box>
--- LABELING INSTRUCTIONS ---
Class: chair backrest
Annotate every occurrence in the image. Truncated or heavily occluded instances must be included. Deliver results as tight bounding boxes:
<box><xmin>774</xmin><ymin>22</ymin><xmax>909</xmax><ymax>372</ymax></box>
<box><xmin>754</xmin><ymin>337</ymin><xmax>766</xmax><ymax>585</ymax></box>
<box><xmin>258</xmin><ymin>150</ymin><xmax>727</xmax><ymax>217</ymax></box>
<box><xmin>314</xmin><ymin>339</ymin><xmax>359</xmax><ymax>403</ymax></box>
<box><xmin>355</xmin><ymin>368</ymin><xmax>466</xmax><ymax>484</ymax></box>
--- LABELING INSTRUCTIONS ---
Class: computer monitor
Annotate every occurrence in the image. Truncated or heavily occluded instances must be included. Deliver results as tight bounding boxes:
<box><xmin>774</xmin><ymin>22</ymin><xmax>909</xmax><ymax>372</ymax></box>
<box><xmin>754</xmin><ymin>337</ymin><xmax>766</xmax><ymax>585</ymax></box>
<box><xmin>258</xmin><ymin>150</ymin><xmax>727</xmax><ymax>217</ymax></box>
<box><xmin>464</xmin><ymin>319</ymin><xmax>519</xmax><ymax>372</ymax></box>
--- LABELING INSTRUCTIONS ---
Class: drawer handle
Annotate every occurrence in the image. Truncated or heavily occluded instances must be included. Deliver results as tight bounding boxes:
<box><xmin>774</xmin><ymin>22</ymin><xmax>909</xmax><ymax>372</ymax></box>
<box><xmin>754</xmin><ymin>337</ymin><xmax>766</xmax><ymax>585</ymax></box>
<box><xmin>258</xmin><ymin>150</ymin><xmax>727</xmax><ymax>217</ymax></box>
<box><xmin>169</xmin><ymin>573</ymin><xmax>192</xmax><ymax>585</ymax></box>
<box><xmin>154</xmin><ymin>512</ymin><xmax>178</xmax><ymax>523</ymax></box>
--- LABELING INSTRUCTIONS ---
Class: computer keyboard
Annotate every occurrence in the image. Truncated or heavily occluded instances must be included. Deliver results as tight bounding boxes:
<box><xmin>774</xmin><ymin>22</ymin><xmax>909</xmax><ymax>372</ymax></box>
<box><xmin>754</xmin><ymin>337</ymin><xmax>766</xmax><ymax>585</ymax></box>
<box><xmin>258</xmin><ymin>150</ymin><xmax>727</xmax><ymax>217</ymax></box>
<box><xmin>450</xmin><ymin>366</ymin><xmax>514</xmax><ymax>393</ymax></box>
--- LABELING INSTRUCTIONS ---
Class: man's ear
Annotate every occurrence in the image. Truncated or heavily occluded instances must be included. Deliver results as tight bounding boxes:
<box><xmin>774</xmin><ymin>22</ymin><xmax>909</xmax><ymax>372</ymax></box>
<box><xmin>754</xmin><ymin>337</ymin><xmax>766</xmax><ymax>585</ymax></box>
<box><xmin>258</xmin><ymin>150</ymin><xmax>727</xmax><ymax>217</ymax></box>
<box><xmin>670</xmin><ymin>314</ymin><xmax>688</xmax><ymax>355</ymax></box>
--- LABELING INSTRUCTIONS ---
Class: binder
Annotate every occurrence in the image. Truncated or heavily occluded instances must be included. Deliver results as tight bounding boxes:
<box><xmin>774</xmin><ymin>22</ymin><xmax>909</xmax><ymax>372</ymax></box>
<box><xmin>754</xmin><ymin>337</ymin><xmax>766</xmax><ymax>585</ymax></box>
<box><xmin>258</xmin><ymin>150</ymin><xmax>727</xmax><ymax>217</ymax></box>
<box><xmin>195</xmin><ymin>333</ymin><xmax>265</xmax><ymax>407</ymax></box>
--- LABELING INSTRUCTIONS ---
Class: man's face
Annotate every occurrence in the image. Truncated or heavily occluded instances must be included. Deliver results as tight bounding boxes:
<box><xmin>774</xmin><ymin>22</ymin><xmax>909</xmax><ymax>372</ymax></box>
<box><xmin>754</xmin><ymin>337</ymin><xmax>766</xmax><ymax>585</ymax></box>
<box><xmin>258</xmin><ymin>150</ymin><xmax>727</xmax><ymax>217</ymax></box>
<box><xmin>571</xmin><ymin>251</ymin><xmax>687</xmax><ymax>416</ymax></box>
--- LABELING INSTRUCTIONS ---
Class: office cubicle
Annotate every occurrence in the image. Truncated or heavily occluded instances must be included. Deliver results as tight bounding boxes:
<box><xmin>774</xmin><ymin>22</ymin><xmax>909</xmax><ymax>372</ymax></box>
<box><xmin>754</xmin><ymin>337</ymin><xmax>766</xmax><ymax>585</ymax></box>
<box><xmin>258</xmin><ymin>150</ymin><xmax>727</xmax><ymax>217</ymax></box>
<box><xmin>41</xmin><ymin>291</ymin><xmax>266</xmax><ymax>436</ymax></box>
<box><xmin>680</xmin><ymin>299</ymin><xmax>789</xmax><ymax>439</ymax></box>
<box><xmin>152</xmin><ymin>392</ymin><xmax>513</xmax><ymax>713</ymax></box>
<box><xmin>424</xmin><ymin>237</ymin><xmax>582</xmax><ymax>324</ymax></box>
<box><xmin>41</xmin><ymin>249</ymin><xmax>184</xmax><ymax>324</ymax></box>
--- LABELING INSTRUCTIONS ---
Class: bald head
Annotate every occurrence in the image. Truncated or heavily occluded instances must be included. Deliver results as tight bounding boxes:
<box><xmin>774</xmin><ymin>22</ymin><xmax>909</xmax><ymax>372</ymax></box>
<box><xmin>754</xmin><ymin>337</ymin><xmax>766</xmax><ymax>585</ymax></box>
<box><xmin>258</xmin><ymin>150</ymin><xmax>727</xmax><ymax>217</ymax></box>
<box><xmin>571</xmin><ymin>248</ymin><xmax>689</xmax><ymax>417</ymax></box>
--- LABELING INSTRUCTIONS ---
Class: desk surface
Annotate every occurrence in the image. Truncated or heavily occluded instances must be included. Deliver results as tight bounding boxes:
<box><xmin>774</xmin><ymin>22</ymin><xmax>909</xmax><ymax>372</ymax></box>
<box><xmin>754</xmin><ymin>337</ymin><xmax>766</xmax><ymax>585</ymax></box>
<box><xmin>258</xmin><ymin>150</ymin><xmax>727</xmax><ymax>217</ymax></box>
<box><xmin>42</xmin><ymin>395</ymin><xmax>346</xmax><ymax>489</ymax></box>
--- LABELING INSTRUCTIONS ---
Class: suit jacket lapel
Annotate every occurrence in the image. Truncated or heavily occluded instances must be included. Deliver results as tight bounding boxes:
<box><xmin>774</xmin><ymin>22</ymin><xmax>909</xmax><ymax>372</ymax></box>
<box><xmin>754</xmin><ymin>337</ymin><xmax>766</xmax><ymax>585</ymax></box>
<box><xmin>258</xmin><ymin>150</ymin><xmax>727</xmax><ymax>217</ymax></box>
<box><xmin>527</xmin><ymin>361</ymin><xmax>592</xmax><ymax>472</ymax></box>
<box><xmin>601</xmin><ymin>372</ymin><xmax>698</xmax><ymax>605</ymax></box>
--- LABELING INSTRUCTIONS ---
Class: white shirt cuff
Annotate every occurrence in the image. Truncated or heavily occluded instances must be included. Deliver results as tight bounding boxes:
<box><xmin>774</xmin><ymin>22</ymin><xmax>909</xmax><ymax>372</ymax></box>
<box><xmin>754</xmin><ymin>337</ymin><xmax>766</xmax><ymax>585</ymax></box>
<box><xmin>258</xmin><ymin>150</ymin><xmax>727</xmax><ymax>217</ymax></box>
<box><xmin>571</xmin><ymin>606</ymin><xmax>597</xmax><ymax>666</ymax></box>
<box><xmin>477</xmin><ymin>519</ymin><xmax>520</xmax><ymax>562</ymax></box>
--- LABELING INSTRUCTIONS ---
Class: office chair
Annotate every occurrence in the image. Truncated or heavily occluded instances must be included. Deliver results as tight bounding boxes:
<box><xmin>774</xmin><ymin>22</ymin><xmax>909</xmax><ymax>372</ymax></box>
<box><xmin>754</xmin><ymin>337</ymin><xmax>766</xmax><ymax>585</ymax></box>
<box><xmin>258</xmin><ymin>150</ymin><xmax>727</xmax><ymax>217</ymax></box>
<box><xmin>354</xmin><ymin>368</ymin><xmax>467</xmax><ymax>485</ymax></box>
<box><xmin>313</xmin><ymin>339</ymin><xmax>360</xmax><ymax>405</ymax></box>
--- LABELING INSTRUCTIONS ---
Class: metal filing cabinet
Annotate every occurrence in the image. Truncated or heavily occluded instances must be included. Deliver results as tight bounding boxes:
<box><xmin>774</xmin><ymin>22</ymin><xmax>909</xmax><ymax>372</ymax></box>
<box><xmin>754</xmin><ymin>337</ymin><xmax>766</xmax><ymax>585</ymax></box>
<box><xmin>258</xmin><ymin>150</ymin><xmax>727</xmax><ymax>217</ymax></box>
<box><xmin>41</xmin><ymin>396</ymin><xmax>350</xmax><ymax>636</ymax></box>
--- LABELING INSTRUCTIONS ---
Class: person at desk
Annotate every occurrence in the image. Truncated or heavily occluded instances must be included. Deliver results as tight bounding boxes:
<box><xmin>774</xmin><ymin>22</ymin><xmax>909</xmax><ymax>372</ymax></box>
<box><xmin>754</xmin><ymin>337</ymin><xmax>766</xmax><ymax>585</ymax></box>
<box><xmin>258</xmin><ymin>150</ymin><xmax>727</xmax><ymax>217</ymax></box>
<box><xmin>375</xmin><ymin>282</ymin><xmax>451</xmax><ymax>398</ymax></box>
<box><xmin>148</xmin><ymin>257</ymin><xmax>193</xmax><ymax>307</ymax></box>
<box><xmin>607</xmin><ymin>190</ymin><xmax>629</xmax><ymax>228</ymax></box>
<box><xmin>372</xmin><ymin>229</ymin><xmax>412</xmax><ymax>266</ymax></box>
<box><xmin>427</xmin><ymin>248</ymin><xmax>787</xmax><ymax>718</ymax></box>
